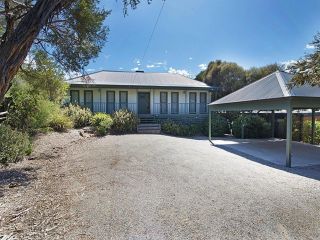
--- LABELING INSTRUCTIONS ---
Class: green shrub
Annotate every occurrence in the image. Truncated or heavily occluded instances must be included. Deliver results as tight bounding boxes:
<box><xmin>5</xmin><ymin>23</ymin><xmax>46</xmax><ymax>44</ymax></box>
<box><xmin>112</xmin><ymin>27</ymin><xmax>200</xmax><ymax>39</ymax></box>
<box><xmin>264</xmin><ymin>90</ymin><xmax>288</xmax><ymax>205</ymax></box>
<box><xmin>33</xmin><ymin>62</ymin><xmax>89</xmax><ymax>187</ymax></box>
<box><xmin>49</xmin><ymin>111</ymin><xmax>73</xmax><ymax>132</ymax></box>
<box><xmin>202</xmin><ymin>114</ymin><xmax>229</xmax><ymax>137</ymax></box>
<box><xmin>111</xmin><ymin>109</ymin><xmax>138</xmax><ymax>134</ymax></box>
<box><xmin>302</xmin><ymin>120</ymin><xmax>320</xmax><ymax>144</ymax></box>
<box><xmin>91</xmin><ymin>113</ymin><xmax>113</xmax><ymax>136</ymax></box>
<box><xmin>0</xmin><ymin>124</ymin><xmax>32</xmax><ymax>165</ymax></box>
<box><xmin>232</xmin><ymin>115</ymin><xmax>271</xmax><ymax>138</ymax></box>
<box><xmin>6</xmin><ymin>83</ymin><xmax>54</xmax><ymax>133</ymax></box>
<box><xmin>162</xmin><ymin>120</ymin><xmax>201</xmax><ymax>137</ymax></box>
<box><xmin>91</xmin><ymin>112</ymin><xmax>111</xmax><ymax>126</ymax></box>
<box><xmin>64</xmin><ymin>104</ymin><xmax>92</xmax><ymax>128</ymax></box>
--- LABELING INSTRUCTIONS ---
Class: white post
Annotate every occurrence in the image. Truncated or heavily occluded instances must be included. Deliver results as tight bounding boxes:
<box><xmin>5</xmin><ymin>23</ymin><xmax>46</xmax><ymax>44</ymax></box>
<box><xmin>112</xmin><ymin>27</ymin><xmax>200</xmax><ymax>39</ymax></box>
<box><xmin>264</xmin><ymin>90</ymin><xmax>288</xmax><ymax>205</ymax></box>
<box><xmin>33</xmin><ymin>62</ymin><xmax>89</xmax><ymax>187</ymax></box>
<box><xmin>286</xmin><ymin>105</ymin><xmax>292</xmax><ymax>167</ymax></box>
<box><xmin>209</xmin><ymin>109</ymin><xmax>212</xmax><ymax>141</ymax></box>
<box><xmin>311</xmin><ymin>109</ymin><xmax>315</xmax><ymax>144</ymax></box>
<box><xmin>271</xmin><ymin>110</ymin><xmax>275</xmax><ymax>138</ymax></box>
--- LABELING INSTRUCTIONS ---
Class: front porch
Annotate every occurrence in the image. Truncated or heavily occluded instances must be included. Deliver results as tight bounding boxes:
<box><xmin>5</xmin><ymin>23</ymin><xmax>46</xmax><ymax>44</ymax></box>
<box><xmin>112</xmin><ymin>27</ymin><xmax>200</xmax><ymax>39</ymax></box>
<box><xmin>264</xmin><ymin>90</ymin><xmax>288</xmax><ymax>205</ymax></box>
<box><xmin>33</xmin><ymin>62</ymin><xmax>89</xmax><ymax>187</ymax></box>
<box><xmin>79</xmin><ymin>102</ymin><xmax>209</xmax><ymax>116</ymax></box>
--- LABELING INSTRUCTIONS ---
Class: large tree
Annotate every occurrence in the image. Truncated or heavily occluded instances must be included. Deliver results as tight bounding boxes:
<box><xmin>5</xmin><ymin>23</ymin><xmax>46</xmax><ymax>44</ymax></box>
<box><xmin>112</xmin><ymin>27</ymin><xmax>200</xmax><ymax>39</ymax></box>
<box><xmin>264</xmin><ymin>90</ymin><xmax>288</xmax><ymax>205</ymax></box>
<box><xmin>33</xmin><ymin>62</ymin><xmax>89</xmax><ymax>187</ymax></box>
<box><xmin>0</xmin><ymin>0</ymin><xmax>146</xmax><ymax>103</ymax></box>
<box><xmin>289</xmin><ymin>33</ymin><xmax>320</xmax><ymax>86</ymax></box>
<box><xmin>196</xmin><ymin>60</ymin><xmax>246</xmax><ymax>100</ymax></box>
<box><xmin>196</xmin><ymin>60</ymin><xmax>279</xmax><ymax>100</ymax></box>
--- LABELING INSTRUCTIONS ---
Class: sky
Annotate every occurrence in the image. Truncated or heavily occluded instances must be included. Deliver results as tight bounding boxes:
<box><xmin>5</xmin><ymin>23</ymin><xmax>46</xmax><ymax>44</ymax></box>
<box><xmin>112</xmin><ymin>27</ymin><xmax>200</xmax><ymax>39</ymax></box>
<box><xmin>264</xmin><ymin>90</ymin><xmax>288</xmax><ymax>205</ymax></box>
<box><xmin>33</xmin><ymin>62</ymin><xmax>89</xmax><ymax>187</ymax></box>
<box><xmin>85</xmin><ymin>0</ymin><xmax>320</xmax><ymax>78</ymax></box>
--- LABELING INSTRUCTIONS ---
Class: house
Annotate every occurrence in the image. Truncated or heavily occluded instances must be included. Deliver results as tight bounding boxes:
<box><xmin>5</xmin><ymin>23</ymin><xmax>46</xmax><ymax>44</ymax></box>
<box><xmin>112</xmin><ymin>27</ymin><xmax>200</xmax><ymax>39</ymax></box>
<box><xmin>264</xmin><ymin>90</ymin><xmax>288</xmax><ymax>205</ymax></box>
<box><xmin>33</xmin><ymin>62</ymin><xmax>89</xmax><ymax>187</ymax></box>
<box><xmin>67</xmin><ymin>70</ymin><xmax>212</xmax><ymax>123</ymax></box>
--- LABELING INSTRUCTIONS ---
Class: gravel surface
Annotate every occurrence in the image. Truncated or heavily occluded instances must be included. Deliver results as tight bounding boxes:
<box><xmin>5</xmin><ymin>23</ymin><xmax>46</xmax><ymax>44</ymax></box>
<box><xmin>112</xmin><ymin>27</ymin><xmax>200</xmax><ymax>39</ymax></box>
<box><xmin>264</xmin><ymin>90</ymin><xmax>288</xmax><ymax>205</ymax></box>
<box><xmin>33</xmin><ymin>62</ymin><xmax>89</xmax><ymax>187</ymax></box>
<box><xmin>68</xmin><ymin>134</ymin><xmax>320</xmax><ymax>240</ymax></box>
<box><xmin>1</xmin><ymin>133</ymin><xmax>320</xmax><ymax>239</ymax></box>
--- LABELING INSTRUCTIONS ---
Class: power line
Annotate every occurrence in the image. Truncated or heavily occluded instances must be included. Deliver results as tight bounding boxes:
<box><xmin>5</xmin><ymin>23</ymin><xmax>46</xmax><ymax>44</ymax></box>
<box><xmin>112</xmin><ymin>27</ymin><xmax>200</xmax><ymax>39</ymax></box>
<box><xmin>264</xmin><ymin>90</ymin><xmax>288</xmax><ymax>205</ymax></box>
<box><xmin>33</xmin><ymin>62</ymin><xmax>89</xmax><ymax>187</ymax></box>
<box><xmin>132</xmin><ymin>0</ymin><xmax>166</xmax><ymax>85</ymax></box>
<box><xmin>140</xmin><ymin>0</ymin><xmax>166</xmax><ymax>66</ymax></box>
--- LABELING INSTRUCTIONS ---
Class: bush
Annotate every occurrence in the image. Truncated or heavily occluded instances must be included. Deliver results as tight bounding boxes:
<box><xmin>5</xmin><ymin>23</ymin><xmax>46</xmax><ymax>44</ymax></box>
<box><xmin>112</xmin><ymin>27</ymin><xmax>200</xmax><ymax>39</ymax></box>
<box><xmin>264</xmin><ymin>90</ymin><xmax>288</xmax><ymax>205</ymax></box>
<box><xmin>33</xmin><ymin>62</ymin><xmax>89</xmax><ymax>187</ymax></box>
<box><xmin>232</xmin><ymin>115</ymin><xmax>271</xmax><ymax>138</ymax></box>
<box><xmin>0</xmin><ymin>124</ymin><xmax>32</xmax><ymax>165</ymax></box>
<box><xmin>202</xmin><ymin>114</ymin><xmax>229</xmax><ymax>137</ymax></box>
<box><xmin>91</xmin><ymin>113</ymin><xmax>113</xmax><ymax>136</ymax></box>
<box><xmin>162</xmin><ymin>120</ymin><xmax>201</xmax><ymax>137</ymax></box>
<box><xmin>111</xmin><ymin>109</ymin><xmax>138</xmax><ymax>134</ymax></box>
<box><xmin>49</xmin><ymin>111</ymin><xmax>73</xmax><ymax>132</ymax></box>
<box><xmin>302</xmin><ymin>120</ymin><xmax>320</xmax><ymax>144</ymax></box>
<box><xmin>64</xmin><ymin>104</ymin><xmax>92</xmax><ymax>128</ymax></box>
<box><xmin>6</xmin><ymin>83</ymin><xmax>54</xmax><ymax>133</ymax></box>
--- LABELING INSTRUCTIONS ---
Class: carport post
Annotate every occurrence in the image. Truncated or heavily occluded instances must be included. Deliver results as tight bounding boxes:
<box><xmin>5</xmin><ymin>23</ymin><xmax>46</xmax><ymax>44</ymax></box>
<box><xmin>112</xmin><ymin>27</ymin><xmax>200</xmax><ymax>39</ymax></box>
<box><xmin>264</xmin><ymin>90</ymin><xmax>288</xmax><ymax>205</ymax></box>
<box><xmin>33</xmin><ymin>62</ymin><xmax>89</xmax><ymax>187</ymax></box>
<box><xmin>286</xmin><ymin>104</ymin><xmax>293</xmax><ymax>167</ymax></box>
<box><xmin>209</xmin><ymin>109</ymin><xmax>212</xmax><ymax>141</ymax></box>
<box><xmin>311</xmin><ymin>109</ymin><xmax>315</xmax><ymax>145</ymax></box>
<box><xmin>271</xmin><ymin>110</ymin><xmax>275</xmax><ymax>138</ymax></box>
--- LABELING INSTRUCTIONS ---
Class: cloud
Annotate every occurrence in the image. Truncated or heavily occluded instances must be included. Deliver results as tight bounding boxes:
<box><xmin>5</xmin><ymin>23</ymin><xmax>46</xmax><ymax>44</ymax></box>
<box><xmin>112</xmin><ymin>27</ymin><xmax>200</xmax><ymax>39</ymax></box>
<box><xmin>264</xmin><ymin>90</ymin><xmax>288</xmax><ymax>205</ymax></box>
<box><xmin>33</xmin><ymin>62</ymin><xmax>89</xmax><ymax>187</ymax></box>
<box><xmin>168</xmin><ymin>67</ymin><xmax>193</xmax><ymax>78</ymax></box>
<box><xmin>188</xmin><ymin>57</ymin><xmax>193</xmax><ymax>61</ymax></box>
<box><xmin>133</xmin><ymin>58</ymin><xmax>141</xmax><ymax>66</ymax></box>
<box><xmin>104</xmin><ymin>54</ymin><xmax>111</xmax><ymax>60</ymax></box>
<box><xmin>198</xmin><ymin>63</ymin><xmax>207</xmax><ymax>71</ymax></box>
<box><xmin>119</xmin><ymin>67</ymin><xmax>123</xmax><ymax>70</ymax></box>
<box><xmin>146</xmin><ymin>60</ymin><xmax>167</xmax><ymax>69</ymax></box>
<box><xmin>86</xmin><ymin>68</ymin><xmax>96</xmax><ymax>72</ymax></box>
<box><xmin>131</xmin><ymin>67</ymin><xmax>139</xmax><ymax>71</ymax></box>
<box><xmin>306</xmin><ymin>44</ymin><xmax>315</xmax><ymax>49</ymax></box>
<box><xmin>280</xmin><ymin>60</ymin><xmax>296</xmax><ymax>70</ymax></box>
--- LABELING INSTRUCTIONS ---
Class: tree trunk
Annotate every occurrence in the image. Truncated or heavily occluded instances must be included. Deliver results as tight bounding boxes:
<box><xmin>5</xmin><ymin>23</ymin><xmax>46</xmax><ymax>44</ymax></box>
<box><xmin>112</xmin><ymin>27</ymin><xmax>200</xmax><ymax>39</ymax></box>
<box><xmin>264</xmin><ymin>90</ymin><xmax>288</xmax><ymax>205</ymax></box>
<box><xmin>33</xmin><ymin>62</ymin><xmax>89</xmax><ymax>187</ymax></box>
<box><xmin>0</xmin><ymin>0</ymin><xmax>68</xmax><ymax>103</ymax></box>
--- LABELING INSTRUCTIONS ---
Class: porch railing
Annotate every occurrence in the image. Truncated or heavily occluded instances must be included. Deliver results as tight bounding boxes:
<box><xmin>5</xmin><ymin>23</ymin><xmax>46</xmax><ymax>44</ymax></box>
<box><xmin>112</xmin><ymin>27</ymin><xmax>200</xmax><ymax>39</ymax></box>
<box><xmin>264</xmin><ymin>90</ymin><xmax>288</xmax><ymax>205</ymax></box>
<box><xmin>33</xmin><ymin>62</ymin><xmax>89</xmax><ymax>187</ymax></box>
<box><xmin>78</xmin><ymin>102</ymin><xmax>208</xmax><ymax>115</ymax></box>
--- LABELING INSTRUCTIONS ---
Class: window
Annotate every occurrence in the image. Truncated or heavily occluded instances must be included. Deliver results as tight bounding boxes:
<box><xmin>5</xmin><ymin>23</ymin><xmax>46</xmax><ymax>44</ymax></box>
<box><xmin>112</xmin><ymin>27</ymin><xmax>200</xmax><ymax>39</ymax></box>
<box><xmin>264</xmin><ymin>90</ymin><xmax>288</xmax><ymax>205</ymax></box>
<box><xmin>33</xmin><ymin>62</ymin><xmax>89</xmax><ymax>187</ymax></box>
<box><xmin>106</xmin><ymin>91</ymin><xmax>115</xmax><ymax>113</ymax></box>
<box><xmin>189</xmin><ymin>92</ymin><xmax>197</xmax><ymax>114</ymax></box>
<box><xmin>160</xmin><ymin>92</ymin><xmax>168</xmax><ymax>114</ymax></box>
<box><xmin>200</xmin><ymin>92</ymin><xmax>207</xmax><ymax>113</ymax></box>
<box><xmin>70</xmin><ymin>90</ymin><xmax>80</xmax><ymax>105</ymax></box>
<box><xmin>119</xmin><ymin>91</ymin><xmax>128</xmax><ymax>109</ymax></box>
<box><xmin>171</xmin><ymin>92</ymin><xmax>179</xmax><ymax>114</ymax></box>
<box><xmin>84</xmin><ymin>90</ymin><xmax>93</xmax><ymax>111</ymax></box>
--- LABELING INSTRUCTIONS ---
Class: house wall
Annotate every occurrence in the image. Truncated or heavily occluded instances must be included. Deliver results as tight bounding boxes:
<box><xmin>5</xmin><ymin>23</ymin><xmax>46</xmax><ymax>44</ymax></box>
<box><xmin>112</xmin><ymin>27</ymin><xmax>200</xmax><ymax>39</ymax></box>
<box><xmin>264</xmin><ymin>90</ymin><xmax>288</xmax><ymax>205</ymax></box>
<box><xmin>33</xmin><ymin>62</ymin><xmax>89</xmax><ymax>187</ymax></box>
<box><xmin>68</xmin><ymin>86</ymin><xmax>210</xmax><ymax>115</ymax></box>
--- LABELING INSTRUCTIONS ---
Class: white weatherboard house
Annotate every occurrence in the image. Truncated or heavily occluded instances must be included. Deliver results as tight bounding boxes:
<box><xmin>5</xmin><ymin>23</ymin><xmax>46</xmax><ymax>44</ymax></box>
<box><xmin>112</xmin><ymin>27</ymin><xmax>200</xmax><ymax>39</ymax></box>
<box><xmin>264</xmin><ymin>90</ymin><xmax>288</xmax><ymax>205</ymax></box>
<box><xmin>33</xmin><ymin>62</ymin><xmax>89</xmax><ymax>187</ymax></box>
<box><xmin>67</xmin><ymin>70</ymin><xmax>211</xmax><ymax>122</ymax></box>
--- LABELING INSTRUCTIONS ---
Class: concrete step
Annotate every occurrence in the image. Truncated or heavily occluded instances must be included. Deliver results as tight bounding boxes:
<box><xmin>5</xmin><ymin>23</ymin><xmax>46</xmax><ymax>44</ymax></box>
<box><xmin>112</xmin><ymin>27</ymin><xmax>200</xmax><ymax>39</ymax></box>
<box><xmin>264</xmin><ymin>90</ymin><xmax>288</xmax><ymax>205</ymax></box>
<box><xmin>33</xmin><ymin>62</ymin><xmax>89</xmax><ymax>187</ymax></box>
<box><xmin>137</xmin><ymin>124</ymin><xmax>161</xmax><ymax>134</ymax></box>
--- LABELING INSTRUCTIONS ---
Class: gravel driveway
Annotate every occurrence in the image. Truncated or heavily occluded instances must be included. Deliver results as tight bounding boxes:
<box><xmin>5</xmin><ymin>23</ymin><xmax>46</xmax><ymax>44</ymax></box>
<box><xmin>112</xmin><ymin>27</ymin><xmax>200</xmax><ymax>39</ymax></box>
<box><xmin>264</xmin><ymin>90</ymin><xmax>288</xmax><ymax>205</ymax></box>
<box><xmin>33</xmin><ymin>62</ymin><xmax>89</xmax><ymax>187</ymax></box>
<box><xmin>67</xmin><ymin>134</ymin><xmax>320</xmax><ymax>240</ymax></box>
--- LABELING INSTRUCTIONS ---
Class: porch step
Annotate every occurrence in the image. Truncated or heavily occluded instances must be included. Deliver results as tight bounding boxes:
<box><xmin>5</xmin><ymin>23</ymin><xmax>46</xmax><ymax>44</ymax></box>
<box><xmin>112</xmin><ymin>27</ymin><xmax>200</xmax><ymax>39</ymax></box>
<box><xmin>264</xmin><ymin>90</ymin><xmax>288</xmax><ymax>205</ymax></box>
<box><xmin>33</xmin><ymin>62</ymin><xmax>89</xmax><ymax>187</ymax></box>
<box><xmin>137</xmin><ymin>124</ymin><xmax>161</xmax><ymax>134</ymax></box>
<box><xmin>139</xmin><ymin>117</ymin><xmax>157</xmax><ymax>124</ymax></box>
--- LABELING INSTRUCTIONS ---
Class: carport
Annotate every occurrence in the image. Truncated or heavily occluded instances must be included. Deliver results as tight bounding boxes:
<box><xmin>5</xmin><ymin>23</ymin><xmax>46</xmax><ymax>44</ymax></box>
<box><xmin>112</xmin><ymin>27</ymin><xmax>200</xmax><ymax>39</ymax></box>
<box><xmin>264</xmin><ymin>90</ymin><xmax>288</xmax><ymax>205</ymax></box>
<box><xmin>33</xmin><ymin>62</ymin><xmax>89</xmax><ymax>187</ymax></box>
<box><xmin>208</xmin><ymin>71</ymin><xmax>320</xmax><ymax>167</ymax></box>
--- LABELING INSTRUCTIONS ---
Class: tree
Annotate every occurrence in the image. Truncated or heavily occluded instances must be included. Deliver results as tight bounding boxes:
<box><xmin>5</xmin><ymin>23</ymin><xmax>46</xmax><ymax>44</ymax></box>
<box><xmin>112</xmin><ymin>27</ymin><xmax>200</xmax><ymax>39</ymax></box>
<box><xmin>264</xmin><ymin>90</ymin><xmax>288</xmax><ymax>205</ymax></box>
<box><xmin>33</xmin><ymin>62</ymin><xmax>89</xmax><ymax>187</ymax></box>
<box><xmin>289</xmin><ymin>33</ymin><xmax>320</xmax><ymax>86</ymax></box>
<box><xmin>0</xmin><ymin>0</ymin><xmax>147</xmax><ymax>103</ymax></box>
<box><xmin>20</xmin><ymin>50</ymin><xmax>68</xmax><ymax>103</ymax></box>
<box><xmin>196</xmin><ymin>60</ymin><xmax>246</xmax><ymax>99</ymax></box>
<box><xmin>245</xmin><ymin>64</ymin><xmax>279</xmax><ymax>84</ymax></box>
<box><xmin>196</xmin><ymin>60</ymin><xmax>279</xmax><ymax>100</ymax></box>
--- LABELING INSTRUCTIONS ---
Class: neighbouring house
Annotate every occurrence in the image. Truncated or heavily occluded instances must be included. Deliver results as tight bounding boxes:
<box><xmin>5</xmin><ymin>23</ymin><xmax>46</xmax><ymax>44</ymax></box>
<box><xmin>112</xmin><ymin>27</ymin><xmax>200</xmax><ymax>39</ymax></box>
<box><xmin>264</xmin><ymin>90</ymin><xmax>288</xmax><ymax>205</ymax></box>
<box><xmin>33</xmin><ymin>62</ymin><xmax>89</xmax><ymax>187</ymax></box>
<box><xmin>67</xmin><ymin>70</ymin><xmax>212</xmax><ymax>123</ymax></box>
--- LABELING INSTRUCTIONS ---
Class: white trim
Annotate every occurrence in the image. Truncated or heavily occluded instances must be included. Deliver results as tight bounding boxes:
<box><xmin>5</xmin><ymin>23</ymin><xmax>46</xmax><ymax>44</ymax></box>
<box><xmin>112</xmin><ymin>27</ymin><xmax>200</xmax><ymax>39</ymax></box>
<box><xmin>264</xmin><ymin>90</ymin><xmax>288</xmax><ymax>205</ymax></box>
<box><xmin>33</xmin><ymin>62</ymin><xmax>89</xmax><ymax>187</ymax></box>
<box><xmin>276</xmin><ymin>71</ymin><xmax>292</xmax><ymax>97</ymax></box>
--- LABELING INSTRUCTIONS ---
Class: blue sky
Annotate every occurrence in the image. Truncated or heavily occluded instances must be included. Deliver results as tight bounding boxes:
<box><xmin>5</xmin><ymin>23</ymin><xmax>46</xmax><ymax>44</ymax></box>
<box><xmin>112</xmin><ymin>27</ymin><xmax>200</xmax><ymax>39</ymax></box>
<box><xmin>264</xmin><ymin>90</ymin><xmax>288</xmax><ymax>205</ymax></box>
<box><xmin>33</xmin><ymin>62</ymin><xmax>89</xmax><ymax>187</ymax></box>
<box><xmin>86</xmin><ymin>0</ymin><xmax>320</xmax><ymax>78</ymax></box>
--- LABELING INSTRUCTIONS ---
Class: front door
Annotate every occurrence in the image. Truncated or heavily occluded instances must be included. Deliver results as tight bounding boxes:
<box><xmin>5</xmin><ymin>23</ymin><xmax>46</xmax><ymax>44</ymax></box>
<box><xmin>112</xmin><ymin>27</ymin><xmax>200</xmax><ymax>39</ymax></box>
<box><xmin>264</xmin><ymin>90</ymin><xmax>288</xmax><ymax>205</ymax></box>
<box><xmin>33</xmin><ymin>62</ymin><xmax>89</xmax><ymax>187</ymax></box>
<box><xmin>138</xmin><ymin>92</ymin><xmax>150</xmax><ymax>114</ymax></box>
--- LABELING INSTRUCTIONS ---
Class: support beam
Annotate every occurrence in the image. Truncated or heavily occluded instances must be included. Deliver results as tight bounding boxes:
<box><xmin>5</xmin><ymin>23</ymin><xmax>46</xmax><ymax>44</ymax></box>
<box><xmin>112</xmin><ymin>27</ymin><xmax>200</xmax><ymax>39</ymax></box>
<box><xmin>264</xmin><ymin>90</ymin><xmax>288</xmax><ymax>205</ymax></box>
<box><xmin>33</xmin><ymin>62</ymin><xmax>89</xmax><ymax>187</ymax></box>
<box><xmin>286</xmin><ymin>105</ymin><xmax>293</xmax><ymax>167</ymax></box>
<box><xmin>311</xmin><ymin>109</ymin><xmax>315</xmax><ymax>145</ymax></box>
<box><xmin>271</xmin><ymin>110</ymin><xmax>275</xmax><ymax>138</ymax></box>
<box><xmin>209</xmin><ymin>110</ymin><xmax>212</xmax><ymax>142</ymax></box>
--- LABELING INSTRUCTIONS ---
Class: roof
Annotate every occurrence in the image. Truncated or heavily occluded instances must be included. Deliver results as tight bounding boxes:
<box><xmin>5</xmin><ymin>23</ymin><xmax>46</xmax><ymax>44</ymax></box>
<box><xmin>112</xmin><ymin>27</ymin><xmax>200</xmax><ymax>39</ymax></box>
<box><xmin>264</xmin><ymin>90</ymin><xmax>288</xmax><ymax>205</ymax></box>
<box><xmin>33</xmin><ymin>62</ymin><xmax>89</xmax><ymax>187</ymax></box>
<box><xmin>210</xmin><ymin>71</ymin><xmax>320</xmax><ymax>106</ymax></box>
<box><xmin>67</xmin><ymin>70</ymin><xmax>210</xmax><ymax>89</ymax></box>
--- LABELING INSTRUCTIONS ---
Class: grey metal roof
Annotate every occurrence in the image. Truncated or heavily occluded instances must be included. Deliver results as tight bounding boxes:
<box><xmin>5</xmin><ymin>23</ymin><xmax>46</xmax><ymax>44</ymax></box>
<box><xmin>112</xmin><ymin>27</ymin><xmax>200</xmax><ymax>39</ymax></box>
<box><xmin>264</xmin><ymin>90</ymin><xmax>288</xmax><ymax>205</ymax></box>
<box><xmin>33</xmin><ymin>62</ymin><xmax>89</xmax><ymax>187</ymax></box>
<box><xmin>67</xmin><ymin>70</ymin><xmax>210</xmax><ymax>89</ymax></box>
<box><xmin>210</xmin><ymin>71</ymin><xmax>320</xmax><ymax>106</ymax></box>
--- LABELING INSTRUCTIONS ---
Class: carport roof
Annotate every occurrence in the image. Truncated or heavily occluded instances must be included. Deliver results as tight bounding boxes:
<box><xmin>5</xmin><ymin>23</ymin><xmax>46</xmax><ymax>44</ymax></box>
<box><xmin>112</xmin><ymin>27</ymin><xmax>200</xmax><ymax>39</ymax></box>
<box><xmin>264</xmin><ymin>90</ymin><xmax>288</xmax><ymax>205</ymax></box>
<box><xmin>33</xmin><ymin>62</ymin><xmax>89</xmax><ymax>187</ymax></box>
<box><xmin>209</xmin><ymin>71</ymin><xmax>320</xmax><ymax>111</ymax></box>
<box><xmin>210</xmin><ymin>71</ymin><xmax>320</xmax><ymax>106</ymax></box>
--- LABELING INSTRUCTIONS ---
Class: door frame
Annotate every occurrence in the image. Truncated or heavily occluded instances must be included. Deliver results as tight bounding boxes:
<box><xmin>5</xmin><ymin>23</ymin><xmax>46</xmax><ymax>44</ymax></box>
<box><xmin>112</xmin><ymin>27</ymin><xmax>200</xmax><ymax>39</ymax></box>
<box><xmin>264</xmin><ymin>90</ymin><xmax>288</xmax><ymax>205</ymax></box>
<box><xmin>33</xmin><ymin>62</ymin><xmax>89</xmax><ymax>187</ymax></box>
<box><xmin>138</xmin><ymin>92</ymin><xmax>151</xmax><ymax>115</ymax></box>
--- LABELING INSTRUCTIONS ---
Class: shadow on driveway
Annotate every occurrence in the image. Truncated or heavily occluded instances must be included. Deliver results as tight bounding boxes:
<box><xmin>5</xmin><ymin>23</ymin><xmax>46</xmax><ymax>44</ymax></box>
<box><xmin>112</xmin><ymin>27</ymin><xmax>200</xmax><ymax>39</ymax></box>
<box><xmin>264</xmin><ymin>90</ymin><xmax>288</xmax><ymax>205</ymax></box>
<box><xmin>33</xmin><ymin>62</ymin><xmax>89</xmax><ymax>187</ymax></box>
<box><xmin>0</xmin><ymin>167</ymin><xmax>37</xmax><ymax>197</ymax></box>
